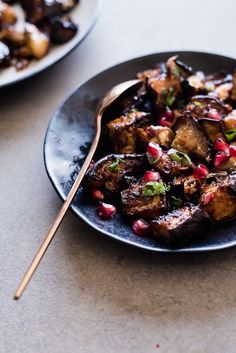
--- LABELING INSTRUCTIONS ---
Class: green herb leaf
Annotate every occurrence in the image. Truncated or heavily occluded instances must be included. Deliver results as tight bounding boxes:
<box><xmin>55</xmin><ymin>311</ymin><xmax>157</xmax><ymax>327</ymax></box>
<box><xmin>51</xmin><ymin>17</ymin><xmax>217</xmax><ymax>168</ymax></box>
<box><xmin>129</xmin><ymin>108</ymin><xmax>138</xmax><ymax>113</ymax></box>
<box><xmin>165</xmin><ymin>87</ymin><xmax>176</xmax><ymax>107</ymax></box>
<box><xmin>142</xmin><ymin>181</ymin><xmax>170</xmax><ymax>197</ymax></box>
<box><xmin>194</xmin><ymin>101</ymin><xmax>202</xmax><ymax>107</ymax></box>
<box><xmin>225</xmin><ymin>129</ymin><xmax>236</xmax><ymax>142</ymax></box>
<box><xmin>171</xmin><ymin>196</ymin><xmax>183</xmax><ymax>209</ymax></box>
<box><xmin>173</xmin><ymin>67</ymin><xmax>180</xmax><ymax>78</ymax></box>
<box><xmin>108</xmin><ymin>158</ymin><xmax>124</xmax><ymax>172</ymax></box>
<box><xmin>168</xmin><ymin>148</ymin><xmax>192</xmax><ymax>166</ymax></box>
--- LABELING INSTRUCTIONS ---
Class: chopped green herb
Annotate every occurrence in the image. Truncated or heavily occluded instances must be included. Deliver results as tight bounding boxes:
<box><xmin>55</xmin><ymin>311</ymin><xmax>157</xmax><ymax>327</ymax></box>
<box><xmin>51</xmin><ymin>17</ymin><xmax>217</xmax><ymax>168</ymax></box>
<box><xmin>129</xmin><ymin>108</ymin><xmax>138</xmax><ymax>113</ymax></box>
<box><xmin>168</xmin><ymin>148</ymin><xmax>192</xmax><ymax>166</ymax></box>
<box><xmin>225</xmin><ymin>129</ymin><xmax>236</xmax><ymax>142</ymax></box>
<box><xmin>173</xmin><ymin>67</ymin><xmax>180</xmax><ymax>78</ymax></box>
<box><xmin>161</xmin><ymin>88</ymin><xmax>168</xmax><ymax>97</ymax></box>
<box><xmin>142</xmin><ymin>181</ymin><xmax>170</xmax><ymax>197</ymax></box>
<box><xmin>194</xmin><ymin>101</ymin><xmax>202</xmax><ymax>107</ymax></box>
<box><xmin>108</xmin><ymin>158</ymin><xmax>124</xmax><ymax>172</ymax></box>
<box><xmin>171</xmin><ymin>196</ymin><xmax>183</xmax><ymax>209</ymax></box>
<box><xmin>165</xmin><ymin>87</ymin><xmax>176</xmax><ymax>107</ymax></box>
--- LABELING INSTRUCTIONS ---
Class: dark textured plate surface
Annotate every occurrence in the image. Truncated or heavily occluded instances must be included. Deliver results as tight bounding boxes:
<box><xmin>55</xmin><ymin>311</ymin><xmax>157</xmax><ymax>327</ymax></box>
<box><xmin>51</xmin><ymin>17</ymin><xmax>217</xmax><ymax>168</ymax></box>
<box><xmin>44</xmin><ymin>51</ymin><xmax>236</xmax><ymax>253</ymax></box>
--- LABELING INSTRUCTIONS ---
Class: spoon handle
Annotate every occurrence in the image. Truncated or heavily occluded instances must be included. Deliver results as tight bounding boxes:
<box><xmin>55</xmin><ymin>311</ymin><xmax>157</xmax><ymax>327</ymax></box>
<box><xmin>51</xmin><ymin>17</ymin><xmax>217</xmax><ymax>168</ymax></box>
<box><xmin>14</xmin><ymin>115</ymin><xmax>102</xmax><ymax>300</ymax></box>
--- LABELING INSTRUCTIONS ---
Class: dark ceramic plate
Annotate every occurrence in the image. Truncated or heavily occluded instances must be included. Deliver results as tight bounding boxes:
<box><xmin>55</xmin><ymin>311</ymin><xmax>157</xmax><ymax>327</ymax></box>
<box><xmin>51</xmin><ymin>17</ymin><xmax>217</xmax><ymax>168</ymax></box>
<box><xmin>44</xmin><ymin>51</ymin><xmax>236</xmax><ymax>253</ymax></box>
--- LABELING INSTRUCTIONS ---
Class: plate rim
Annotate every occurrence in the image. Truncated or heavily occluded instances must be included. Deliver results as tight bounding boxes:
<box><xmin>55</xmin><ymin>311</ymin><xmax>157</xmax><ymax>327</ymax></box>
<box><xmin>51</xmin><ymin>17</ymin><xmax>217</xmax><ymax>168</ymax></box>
<box><xmin>44</xmin><ymin>50</ymin><xmax>236</xmax><ymax>253</ymax></box>
<box><xmin>0</xmin><ymin>0</ymin><xmax>103</xmax><ymax>89</ymax></box>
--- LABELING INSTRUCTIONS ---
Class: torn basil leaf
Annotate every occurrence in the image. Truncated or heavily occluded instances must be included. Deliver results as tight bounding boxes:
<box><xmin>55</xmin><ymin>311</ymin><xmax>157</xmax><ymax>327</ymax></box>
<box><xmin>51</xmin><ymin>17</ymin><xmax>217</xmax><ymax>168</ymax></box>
<box><xmin>225</xmin><ymin>129</ymin><xmax>236</xmax><ymax>142</ymax></box>
<box><xmin>171</xmin><ymin>196</ymin><xmax>183</xmax><ymax>209</ymax></box>
<box><xmin>168</xmin><ymin>148</ymin><xmax>192</xmax><ymax>166</ymax></box>
<box><xmin>142</xmin><ymin>181</ymin><xmax>170</xmax><ymax>197</ymax></box>
<box><xmin>108</xmin><ymin>158</ymin><xmax>124</xmax><ymax>172</ymax></box>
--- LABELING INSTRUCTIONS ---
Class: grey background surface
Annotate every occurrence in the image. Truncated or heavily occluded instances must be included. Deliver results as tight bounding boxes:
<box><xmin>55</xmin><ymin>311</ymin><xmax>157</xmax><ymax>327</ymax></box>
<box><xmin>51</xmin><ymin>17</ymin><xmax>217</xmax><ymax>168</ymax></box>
<box><xmin>1</xmin><ymin>0</ymin><xmax>236</xmax><ymax>352</ymax></box>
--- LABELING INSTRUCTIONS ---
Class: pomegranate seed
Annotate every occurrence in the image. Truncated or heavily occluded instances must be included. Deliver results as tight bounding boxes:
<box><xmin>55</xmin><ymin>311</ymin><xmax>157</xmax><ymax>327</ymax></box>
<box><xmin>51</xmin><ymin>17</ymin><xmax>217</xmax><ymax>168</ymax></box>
<box><xmin>213</xmin><ymin>138</ymin><xmax>230</xmax><ymax>154</ymax></box>
<box><xmin>158</xmin><ymin>117</ymin><xmax>174</xmax><ymax>127</ymax></box>
<box><xmin>91</xmin><ymin>189</ymin><xmax>105</xmax><ymax>201</ymax></box>
<box><xmin>146</xmin><ymin>126</ymin><xmax>155</xmax><ymax>137</ymax></box>
<box><xmin>193</xmin><ymin>164</ymin><xmax>209</xmax><ymax>180</ymax></box>
<box><xmin>143</xmin><ymin>171</ymin><xmax>161</xmax><ymax>182</ymax></box>
<box><xmin>158</xmin><ymin>110</ymin><xmax>174</xmax><ymax>127</ymax></box>
<box><xmin>230</xmin><ymin>145</ymin><xmax>236</xmax><ymax>157</ymax></box>
<box><xmin>147</xmin><ymin>142</ymin><xmax>163</xmax><ymax>158</ymax></box>
<box><xmin>132</xmin><ymin>219</ymin><xmax>150</xmax><ymax>236</ymax></box>
<box><xmin>87</xmin><ymin>160</ymin><xmax>95</xmax><ymax>171</ymax></box>
<box><xmin>202</xmin><ymin>192</ymin><xmax>214</xmax><ymax>206</ymax></box>
<box><xmin>98</xmin><ymin>202</ymin><xmax>116</xmax><ymax>219</ymax></box>
<box><xmin>207</xmin><ymin>109</ymin><xmax>221</xmax><ymax>121</ymax></box>
<box><xmin>214</xmin><ymin>152</ymin><xmax>230</xmax><ymax>168</ymax></box>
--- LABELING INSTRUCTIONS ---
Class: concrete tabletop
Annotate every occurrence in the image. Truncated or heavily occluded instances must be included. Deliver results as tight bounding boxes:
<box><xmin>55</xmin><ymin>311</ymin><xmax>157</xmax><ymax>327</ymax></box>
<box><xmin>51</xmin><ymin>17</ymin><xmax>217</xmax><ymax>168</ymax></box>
<box><xmin>1</xmin><ymin>0</ymin><xmax>236</xmax><ymax>352</ymax></box>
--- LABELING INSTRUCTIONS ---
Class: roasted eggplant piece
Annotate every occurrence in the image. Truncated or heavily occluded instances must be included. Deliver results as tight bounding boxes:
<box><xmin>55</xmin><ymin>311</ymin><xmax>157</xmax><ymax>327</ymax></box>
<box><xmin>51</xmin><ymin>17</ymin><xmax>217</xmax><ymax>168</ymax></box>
<box><xmin>50</xmin><ymin>16</ymin><xmax>78</xmax><ymax>44</ymax></box>
<box><xmin>137</xmin><ymin>56</ymin><xmax>188</xmax><ymax>106</ymax></box>
<box><xmin>21</xmin><ymin>0</ymin><xmax>78</xmax><ymax>24</ymax></box>
<box><xmin>137</xmin><ymin>125</ymin><xmax>174</xmax><ymax>149</ymax></box>
<box><xmin>187</xmin><ymin>95</ymin><xmax>229</xmax><ymax>120</ymax></box>
<box><xmin>148</xmin><ymin>150</ymin><xmax>192</xmax><ymax>177</ymax></box>
<box><xmin>107</xmin><ymin>110</ymin><xmax>150</xmax><ymax>154</ymax></box>
<box><xmin>151</xmin><ymin>204</ymin><xmax>209</xmax><ymax>245</ymax></box>
<box><xmin>84</xmin><ymin>154</ymin><xmax>147</xmax><ymax>194</ymax></box>
<box><xmin>231</xmin><ymin>70</ymin><xmax>236</xmax><ymax>101</ymax></box>
<box><xmin>25</xmin><ymin>23</ymin><xmax>49</xmax><ymax>59</ymax></box>
<box><xmin>172</xmin><ymin>175</ymin><xmax>200</xmax><ymax>201</ymax></box>
<box><xmin>0</xmin><ymin>1</ymin><xmax>17</xmax><ymax>27</ymax></box>
<box><xmin>121</xmin><ymin>179</ymin><xmax>167</xmax><ymax>218</ymax></box>
<box><xmin>171</xmin><ymin>113</ymin><xmax>211</xmax><ymax>162</ymax></box>
<box><xmin>223</xmin><ymin>110</ymin><xmax>236</xmax><ymax>132</ymax></box>
<box><xmin>198</xmin><ymin>118</ymin><xmax>225</xmax><ymax>142</ymax></box>
<box><xmin>215</xmin><ymin>155</ymin><xmax>236</xmax><ymax>172</ymax></box>
<box><xmin>200</xmin><ymin>172</ymin><xmax>236</xmax><ymax>221</ymax></box>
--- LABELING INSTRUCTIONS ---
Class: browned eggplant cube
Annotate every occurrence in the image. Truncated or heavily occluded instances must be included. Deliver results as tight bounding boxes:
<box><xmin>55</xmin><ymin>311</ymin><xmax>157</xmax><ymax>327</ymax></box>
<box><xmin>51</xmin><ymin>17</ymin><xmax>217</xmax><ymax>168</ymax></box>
<box><xmin>151</xmin><ymin>204</ymin><xmax>209</xmax><ymax>245</ymax></box>
<box><xmin>85</xmin><ymin>154</ymin><xmax>147</xmax><ymax>194</ymax></box>
<box><xmin>200</xmin><ymin>173</ymin><xmax>236</xmax><ymax>221</ymax></box>
<box><xmin>121</xmin><ymin>180</ymin><xmax>167</xmax><ymax>219</ymax></box>
<box><xmin>107</xmin><ymin>110</ymin><xmax>150</xmax><ymax>154</ymax></box>
<box><xmin>171</xmin><ymin>114</ymin><xmax>211</xmax><ymax>162</ymax></box>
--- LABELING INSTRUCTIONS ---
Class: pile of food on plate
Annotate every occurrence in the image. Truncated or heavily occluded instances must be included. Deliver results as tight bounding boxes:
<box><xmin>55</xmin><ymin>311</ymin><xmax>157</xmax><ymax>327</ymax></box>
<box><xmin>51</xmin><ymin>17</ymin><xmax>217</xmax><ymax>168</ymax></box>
<box><xmin>83</xmin><ymin>55</ymin><xmax>236</xmax><ymax>246</ymax></box>
<box><xmin>0</xmin><ymin>0</ymin><xmax>79</xmax><ymax>70</ymax></box>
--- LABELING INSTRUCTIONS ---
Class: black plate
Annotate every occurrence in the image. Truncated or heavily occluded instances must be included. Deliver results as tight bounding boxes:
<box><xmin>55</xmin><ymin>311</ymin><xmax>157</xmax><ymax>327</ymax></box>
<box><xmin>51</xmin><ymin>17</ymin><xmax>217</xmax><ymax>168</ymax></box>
<box><xmin>44</xmin><ymin>51</ymin><xmax>236</xmax><ymax>253</ymax></box>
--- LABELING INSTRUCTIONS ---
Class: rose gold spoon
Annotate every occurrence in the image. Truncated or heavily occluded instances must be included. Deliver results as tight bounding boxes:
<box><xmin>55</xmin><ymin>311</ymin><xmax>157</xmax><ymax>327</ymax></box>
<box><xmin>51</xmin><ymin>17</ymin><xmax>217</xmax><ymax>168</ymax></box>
<box><xmin>14</xmin><ymin>78</ymin><xmax>142</xmax><ymax>300</ymax></box>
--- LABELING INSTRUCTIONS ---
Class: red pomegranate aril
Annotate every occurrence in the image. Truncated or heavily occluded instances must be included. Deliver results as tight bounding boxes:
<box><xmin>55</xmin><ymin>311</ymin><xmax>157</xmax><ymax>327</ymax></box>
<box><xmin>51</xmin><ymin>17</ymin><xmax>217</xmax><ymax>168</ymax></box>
<box><xmin>193</xmin><ymin>164</ymin><xmax>209</xmax><ymax>180</ymax></box>
<box><xmin>213</xmin><ymin>138</ymin><xmax>230</xmax><ymax>154</ymax></box>
<box><xmin>158</xmin><ymin>117</ymin><xmax>174</xmax><ymax>127</ymax></box>
<box><xmin>202</xmin><ymin>192</ymin><xmax>214</xmax><ymax>206</ymax></box>
<box><xmin>98</xmin><ymin>202</ymin><xmax>116</xmax><ymax>219</ymax></box>
<box><xmin>91</xmin><ymin>189</ymin><xmax>105</xmax><ymax>201</ymax></box>
<box><xmin>207</xmin><ymin>109</ymin><xmax>221</xmax><ymax>121</ymax></box>
<box><xmin>214</xmin><ymin>152</ymin><xmax>230</xmax><ymax>168</ymax></box>
<box><xmin>132</xmin><ymin>219</ymin><xmax>150</xmax><ymax>236</ymax></box>
<box><xmin>87</xmin><ymin>160</ymin><xmax>95</xmax><ymax>171</ymax></box>
<box><xmin>158</xmin><ymin>110</ymin><xmax>174</xmax><ymax>127</ymax></box>
<box><xmin>230</xmin><ymin>145</ymin><xmax>236</xmax><ymax>157</ymax></box>
<box><xmin>147</xmin><ymin>142</ymin><xmax>163</xmax><ymax>158</ymax></box>
<box><xmin>143</xmin><ymin>171</ymin><xmax>161</xmax><ymax>182</ymax></box>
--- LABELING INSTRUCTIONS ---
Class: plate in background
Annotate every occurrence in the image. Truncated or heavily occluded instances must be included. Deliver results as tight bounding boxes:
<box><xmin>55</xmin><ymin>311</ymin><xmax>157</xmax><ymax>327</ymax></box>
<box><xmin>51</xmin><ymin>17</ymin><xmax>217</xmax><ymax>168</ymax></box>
<box><xmin>0</xmin><ymin>0</ymin><xmax>102</xmax><ymax>88</ymax></box>
<box><xmin>44</xmin><ymin>51</ymin><xmax>236</xmax><ymax>253</ymax></box>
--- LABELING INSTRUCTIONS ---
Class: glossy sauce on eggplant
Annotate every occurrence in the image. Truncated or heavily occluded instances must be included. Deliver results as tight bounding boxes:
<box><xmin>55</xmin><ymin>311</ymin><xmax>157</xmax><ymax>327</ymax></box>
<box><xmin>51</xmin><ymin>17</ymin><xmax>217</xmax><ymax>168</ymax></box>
<box><xmin>84</xmin><ymin>56</ymin><xmax>236</xmax><ymax>247</ymax></box>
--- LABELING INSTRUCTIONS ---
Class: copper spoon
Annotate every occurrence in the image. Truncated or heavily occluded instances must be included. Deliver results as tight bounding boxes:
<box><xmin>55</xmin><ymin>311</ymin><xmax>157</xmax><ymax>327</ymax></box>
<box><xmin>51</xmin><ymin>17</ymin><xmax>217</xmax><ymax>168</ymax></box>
<box><xmin>14</xmin><ymin>78</ymin><xmax>142</xmax><ymax>300</ymax></box>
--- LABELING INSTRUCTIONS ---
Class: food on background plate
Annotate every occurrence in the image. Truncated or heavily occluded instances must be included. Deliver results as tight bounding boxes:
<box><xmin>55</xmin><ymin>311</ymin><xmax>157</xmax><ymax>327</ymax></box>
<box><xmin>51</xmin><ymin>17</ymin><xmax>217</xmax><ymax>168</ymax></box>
<box><xmin>0</xmin><ymin>0</ymin><xmax>79</xmax><ymax>71</ymax></box>
<box><xmin>83</xmin><ymin>55</ymin><xmax>236</xmax><ymax>247</ymax></box>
